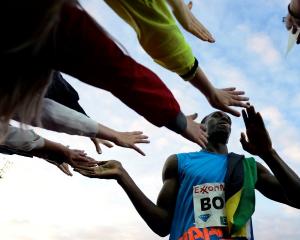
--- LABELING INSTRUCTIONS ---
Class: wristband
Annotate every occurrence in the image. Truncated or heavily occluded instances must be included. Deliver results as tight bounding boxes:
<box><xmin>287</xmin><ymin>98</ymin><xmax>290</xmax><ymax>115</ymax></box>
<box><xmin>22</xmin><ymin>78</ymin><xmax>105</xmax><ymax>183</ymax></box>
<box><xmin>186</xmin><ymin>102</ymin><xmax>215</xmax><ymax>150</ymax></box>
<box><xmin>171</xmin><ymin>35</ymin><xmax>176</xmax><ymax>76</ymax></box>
<box><xmin>288</xmin><ymin>4</ymin><xmax>300</xmax><ymax>19</ymax></box>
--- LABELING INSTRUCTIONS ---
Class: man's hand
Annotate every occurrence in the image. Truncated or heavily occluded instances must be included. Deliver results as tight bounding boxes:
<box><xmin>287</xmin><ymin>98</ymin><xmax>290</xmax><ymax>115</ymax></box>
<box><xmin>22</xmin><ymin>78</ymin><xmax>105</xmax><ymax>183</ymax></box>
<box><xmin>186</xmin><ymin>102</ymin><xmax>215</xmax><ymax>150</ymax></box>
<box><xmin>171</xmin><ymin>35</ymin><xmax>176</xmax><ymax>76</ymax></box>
<box><xmin>285</xmin><ymin>2</ymin><xmax>300</xmax><ymax>44</ymax></box>
<box><xmin>63</xmin><ymin>149</ymin><xmax>98</xmax><ymax>168</ymax></box>
<box><xmin>181</xmin><ymin>113</ymin><xmax>208</xmax><ymax>148</ymax></box>
<box><xmin>74</xmin><ymin>160</ymin><xmax>124</xmax><ymax>180</ymax></box>
<box><xmin>240</xmin><ymin>106</ymin><xmax>273</xmax><ymax>156</ymax></box>
<box><xmin>114</xmin><ymin>131</ymin><xmax>150</xmax><ymax>156</ymax></box>
<box><xmin>168</xmin><ymin>0</ymin><xmax>215</xmax><ymax>43</ymax></box>
<box><xmin>207</xmin><ymin>88</ymin><xmax>249</xmax><ymax>117</ymax></box>
<box><xmin>90</xmin><ymin>138</ymin><xmax>114</xmax><ymax>154</ymax></box>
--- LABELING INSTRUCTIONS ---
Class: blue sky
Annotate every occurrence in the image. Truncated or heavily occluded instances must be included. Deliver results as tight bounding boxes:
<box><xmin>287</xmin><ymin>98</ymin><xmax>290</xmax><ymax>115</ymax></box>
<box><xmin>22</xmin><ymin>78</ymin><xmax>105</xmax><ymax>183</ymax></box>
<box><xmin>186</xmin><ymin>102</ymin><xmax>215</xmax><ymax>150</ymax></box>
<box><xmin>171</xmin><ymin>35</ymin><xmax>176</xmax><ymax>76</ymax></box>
<box><xmin>0</xmin><ymin>0</ymin><xmax>299</xmax><ymax>239</ymax></box>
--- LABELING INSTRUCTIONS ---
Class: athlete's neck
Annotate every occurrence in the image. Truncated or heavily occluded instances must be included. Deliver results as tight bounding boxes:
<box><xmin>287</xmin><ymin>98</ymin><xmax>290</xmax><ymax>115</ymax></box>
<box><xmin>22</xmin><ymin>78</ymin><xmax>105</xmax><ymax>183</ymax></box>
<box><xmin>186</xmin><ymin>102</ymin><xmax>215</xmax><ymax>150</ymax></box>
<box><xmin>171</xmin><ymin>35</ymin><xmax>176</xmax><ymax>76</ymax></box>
<box><xmin>204</xmin><ymin>142</ymin><xmax>228</xmax><ymax>155</ymax></box>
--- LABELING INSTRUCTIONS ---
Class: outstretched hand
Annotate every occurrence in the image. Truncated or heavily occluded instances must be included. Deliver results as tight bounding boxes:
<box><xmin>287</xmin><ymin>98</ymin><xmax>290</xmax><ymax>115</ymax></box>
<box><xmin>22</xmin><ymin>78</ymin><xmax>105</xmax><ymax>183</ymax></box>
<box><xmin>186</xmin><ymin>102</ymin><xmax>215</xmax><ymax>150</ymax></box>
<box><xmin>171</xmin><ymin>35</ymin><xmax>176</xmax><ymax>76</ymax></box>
<box><xmin>74</xmin><ymin>160</ymin><xmax>123</xmax><ymax>180</ymax></box>
<box><xmin>181</xmin><ymin>113</ymin><xmax>208</xmax><ymax>148</ymax></box>
<box><xmin>240</xmin><ymin>106</ymin><xmax>273</xmax><ymax>156</ymax></box>
<box><xmin>114</xmin><ymin>131</ymin><xmax>150</xmax><ymax>156</ymax></box>
<box><xmin>208</xmin><ymin>87</ymin><xmax>249</xmax><ymax>117</ymax></box>
<box><xmin>169</xmin><ymin>0</ymin><xmax>215</xmax><ymax>43</ymax></box>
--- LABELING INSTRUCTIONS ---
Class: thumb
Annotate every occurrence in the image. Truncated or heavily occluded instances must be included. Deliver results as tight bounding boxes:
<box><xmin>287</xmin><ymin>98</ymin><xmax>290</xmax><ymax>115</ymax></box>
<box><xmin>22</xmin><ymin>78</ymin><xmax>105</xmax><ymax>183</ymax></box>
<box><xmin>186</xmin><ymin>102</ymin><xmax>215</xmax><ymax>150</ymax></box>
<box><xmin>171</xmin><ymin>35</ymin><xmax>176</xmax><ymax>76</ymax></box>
<box><xmin>240</xmin><ymin>132</ymin><xmax>250</xmax><ymax>151</ymax></box>
<box><xmin>187</xmin><ymin>113</ymin><xmax>198</xmax><ymax>120</ymax></box>
<box><xmin>222</xmin><ymin>106</ymin><xmax>240</xmax><ymax>117</ymax></box>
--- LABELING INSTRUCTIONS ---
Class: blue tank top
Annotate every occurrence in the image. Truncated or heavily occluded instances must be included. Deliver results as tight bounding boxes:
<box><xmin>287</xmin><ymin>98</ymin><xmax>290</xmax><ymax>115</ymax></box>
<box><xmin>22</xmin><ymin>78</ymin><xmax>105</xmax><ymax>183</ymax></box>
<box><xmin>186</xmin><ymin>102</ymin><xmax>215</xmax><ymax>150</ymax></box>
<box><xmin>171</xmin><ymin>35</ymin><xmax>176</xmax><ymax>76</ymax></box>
<box><xmin>169</xmin><ymin>151</ymin><xmax>253</xmax><ymax>240</ymax></box>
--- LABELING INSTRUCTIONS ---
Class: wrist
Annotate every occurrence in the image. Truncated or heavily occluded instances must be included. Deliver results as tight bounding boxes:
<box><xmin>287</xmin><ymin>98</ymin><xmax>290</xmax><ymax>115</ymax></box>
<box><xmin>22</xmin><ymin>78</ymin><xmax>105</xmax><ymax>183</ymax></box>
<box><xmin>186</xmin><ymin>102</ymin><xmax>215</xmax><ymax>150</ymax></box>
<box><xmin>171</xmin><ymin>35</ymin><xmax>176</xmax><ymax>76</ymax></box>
<box><xmin>259</xmin><ymin>148</ymin><xmax>276</xmax><ymax>160</ymax></box>
<box><xmin>117</xmin><ymin>168</ymin><xmax>130</xmax><ymax>185</ymax></box>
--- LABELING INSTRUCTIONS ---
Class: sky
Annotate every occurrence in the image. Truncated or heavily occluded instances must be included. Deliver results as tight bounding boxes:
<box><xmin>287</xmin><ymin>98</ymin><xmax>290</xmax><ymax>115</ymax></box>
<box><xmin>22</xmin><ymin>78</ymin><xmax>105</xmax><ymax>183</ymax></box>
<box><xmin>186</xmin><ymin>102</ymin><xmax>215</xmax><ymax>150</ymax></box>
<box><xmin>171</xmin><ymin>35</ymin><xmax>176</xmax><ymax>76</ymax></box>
<box><xmin>0</xmin><ymin>0</ymin><xmax>300</xmax><ymax>239</ymax></box>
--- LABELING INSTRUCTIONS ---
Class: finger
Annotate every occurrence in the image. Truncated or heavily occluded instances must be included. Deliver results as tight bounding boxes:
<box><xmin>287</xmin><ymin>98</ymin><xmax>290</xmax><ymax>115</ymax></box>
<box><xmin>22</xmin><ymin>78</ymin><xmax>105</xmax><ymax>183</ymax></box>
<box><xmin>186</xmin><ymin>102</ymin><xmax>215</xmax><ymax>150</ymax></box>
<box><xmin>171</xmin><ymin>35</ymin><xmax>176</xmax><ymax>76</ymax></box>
<box><xmin>73</xmin><ymin>149</ymin><xmax>86</xmax><ymax>155</ymax></box>
<box><xmin>286</xmin><ymin>17</ymin><xmax>293</xmax><ymax>30</ymax></box>
<box><xmin>187</xmin><ymin>113</ymin><xmax>198</xmax><ymax>120</ymax></box>
<box><xmin>195</xmin><ymin>137</ymin><xmax>207</xmax><ymax>149</ymax></box>
<box><xmin>91</xmin><ymin>138</ymin><xmax>101</xmax><ymax>154</ymax></box>
<box><xmin>230</xmin><ymin>91</ymin><xmax>246</xmax><ymax>96</ymax></box>
<box><xmin>135</xmin><ymin>139</ymin><xmax>150</xmax><ymax>144</ymax></box>
<box><xmin>95</xmin><ymin>142</ymin><xmax>102</xmax><ymax>154</ymax></box>
<box><xmin>132</xmin><ymin>131</ymin><xmax>143</xmax><ymax>135</ymax></box>
<box><xmin>132</xmin><ymin>145</ymin><xmax>146</xmax><ymax>156</ymax></box>
<box><xmin>74</xmin><ymin>168</ymin><xmax>95</xmax><ymax>175</ymax></box>
<box><xmin>221</xmin><ymin>87</ymin><xmax>236</xmax><ymax>91</ymax></box>
<box><xmin>256</xmin><ymin>112</ymin><xmax>267</xmax><ymax>129</ymax></box>
<box><xmin>136</xmin><ymin>135</ymin><xmax>149</xmax><ymax>139</ymax></box>
<box><xmin>240</xmin><ymin>132</ymin><xmax>250</xmax><ymax>151</ymax></box>
<box><xmin>232</xmin><ymin>95</ymin><xmax>249</xmax><ymax>101</ymax></box>
<box><xmin>97</xmin><ymin>161</ymin><xmax>109</xmax><ymax>166</ymax></box>
<box><xmin>242</xmin><ymin>109</ymin><xmax>249</xmax><ymax>128</ymax></box>
<box><xmin>230</xmin><ymin>101</ymin><xmax>249</xmax><ymax>109</ymax></box>
<box><xmin>292</xmin><ymin>25</ymin><xmax>297</xmax><ymax>34</ymax></box>
<box><xmin>58</xmin><ymin>165</ymin><xmax>72</xmax><ymax>176</ymax></box>
<box><xmin>100</xmin><ymin>140</ymin><xmax>114</xmax><ymax>148</ymax></box>
<box><xmin>199</xmin><ymin>133</ymin><xmax>208</xmax><ymax>145</ymax></box>
<box><xmin>62</xmin><ymin>165</ymin><xmax>73</xmax><ymax>176</ymax></box>
<box><xmin>200</xmin><ymin>124</ymin><xmax>207</xmax><ymax>133</ymax></box>
<box><xmin>187</xmin><ymin>1</ymin><xmax>193</xmax><ymax>10</ymax></box>
<box><xmin>222</xmin><ymin>105</ymin><xmax>240</xmax><ymax>117</ymax></box>
<box><xmin>246</xmin><ymin>105</ymin><xmax>256</xmax><ymax>120</ymax></box>
<box><xmin>196</xmin><ymin>26</ymin><xmax>215</xmax><ymax>43</ymax></box>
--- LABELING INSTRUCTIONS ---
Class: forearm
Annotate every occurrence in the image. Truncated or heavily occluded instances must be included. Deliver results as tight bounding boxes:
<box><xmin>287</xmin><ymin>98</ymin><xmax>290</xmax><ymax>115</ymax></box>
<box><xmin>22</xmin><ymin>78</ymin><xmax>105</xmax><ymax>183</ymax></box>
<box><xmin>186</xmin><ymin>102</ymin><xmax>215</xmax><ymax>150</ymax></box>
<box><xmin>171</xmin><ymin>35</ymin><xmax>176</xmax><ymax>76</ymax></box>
<box><xmin>290</xmin><ymin>0</ymin><xmax>300</xmax><ymax>16</ymax></box>
<box><xmin>118</xmin><ymin>170</ymin><xmax>171</xmax><ymax>236</ymax></box>
<box><xmin>189</xmin><ymin>67</ymin><xmax>215</xmax><ymax>99</ymax></box>
<box><xmin>3</xmin><ymin>126</ymin><xmax>45</xmax><ymax>152</ymax></box>
<box><xmin>40</xmin><ymin>98</ymin><xmax>98</xmax><ymax>137</ymax></box>
<box><xmin>29</xmin><ymin>139</ymin><xmax>67</xmax><ymax>164</ymax></box>
<box><xmin>260</xmin><ymin>149</ymin><xmax>300</xmax><ymax>203</ymax></box>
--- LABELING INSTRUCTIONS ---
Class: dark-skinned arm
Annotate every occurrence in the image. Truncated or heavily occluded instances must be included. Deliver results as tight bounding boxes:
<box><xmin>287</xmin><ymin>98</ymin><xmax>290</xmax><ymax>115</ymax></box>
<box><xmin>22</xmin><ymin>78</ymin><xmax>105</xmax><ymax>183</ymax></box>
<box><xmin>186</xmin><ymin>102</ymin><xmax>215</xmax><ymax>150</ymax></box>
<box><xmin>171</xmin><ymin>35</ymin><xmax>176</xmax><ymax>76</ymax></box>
<box><xmin>241</xmin><ymin>106</ymin><xmax>300</xmax><ymax>208</ymax></box>
<box><xmin>255</xmin><ymin>161</ymin><xmax>300</xmax><ymax>208</ymax></box>
<box><xmin>74</xmin><ymin>155</ymin><xmax>180</xmax><ymax>236</ymax></box>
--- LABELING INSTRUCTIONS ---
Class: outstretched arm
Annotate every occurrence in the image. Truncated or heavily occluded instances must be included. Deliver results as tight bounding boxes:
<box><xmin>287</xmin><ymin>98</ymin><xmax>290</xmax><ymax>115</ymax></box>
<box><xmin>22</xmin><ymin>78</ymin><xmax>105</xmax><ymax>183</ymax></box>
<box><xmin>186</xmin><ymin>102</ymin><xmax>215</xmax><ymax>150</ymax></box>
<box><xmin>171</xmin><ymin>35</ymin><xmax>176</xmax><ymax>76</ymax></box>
<box><xmin>47</xmin><ymin>3</ymin><xmax>207</xmax><ymax>147</ymax></box>
<box><xmin>241</xmin><ymin>106</ymin><xmax>300</xmax><ymax>208</ymax></box>
<box><xmin>75</xmin><ymin>155</ymin><xmax>180</xmax><ymax>236</ymax></box>
<box><xmin>2</xmin><ymin>126</ymin><xmax>98</xmax><ymax>176</ymax></box>
<box><xmin>40</xmin><ymin>98</ymin><xmax>150</xmax><ymax>155</ymax></box>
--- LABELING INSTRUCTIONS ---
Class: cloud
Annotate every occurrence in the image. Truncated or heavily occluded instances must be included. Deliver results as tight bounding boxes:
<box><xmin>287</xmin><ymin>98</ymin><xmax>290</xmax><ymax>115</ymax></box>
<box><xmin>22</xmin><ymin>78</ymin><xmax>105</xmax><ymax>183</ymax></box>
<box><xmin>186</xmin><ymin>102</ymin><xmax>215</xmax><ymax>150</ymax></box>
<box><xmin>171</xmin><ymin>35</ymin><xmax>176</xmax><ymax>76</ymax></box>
<box><xmin>246</xmin><ymin>33</ymin><xmax>281</xmax><ymax>66</ymax></box>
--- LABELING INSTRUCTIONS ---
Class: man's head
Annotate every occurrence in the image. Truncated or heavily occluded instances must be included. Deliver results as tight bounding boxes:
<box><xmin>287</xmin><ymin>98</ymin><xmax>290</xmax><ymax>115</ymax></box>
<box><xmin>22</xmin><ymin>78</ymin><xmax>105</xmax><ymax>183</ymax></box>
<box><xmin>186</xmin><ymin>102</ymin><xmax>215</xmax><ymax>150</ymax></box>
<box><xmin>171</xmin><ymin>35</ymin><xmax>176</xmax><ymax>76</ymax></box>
<box><xmin>201</xmin><ymin>111</ymin><xmax>232</xmax><ymax>144</ymax></box>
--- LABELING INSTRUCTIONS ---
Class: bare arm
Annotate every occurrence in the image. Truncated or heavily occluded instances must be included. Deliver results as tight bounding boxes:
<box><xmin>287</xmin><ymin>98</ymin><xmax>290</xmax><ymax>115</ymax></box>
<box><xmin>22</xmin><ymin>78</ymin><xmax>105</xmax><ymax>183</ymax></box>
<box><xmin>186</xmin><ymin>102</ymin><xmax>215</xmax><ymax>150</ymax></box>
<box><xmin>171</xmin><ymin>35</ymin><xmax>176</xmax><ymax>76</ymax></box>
<box><xmin>241</xmin><ymin>106</ymin><xmax>300</xmax><ymax>208</ymax></box>
<box><xmin>75</xmin><ymin>155</ymin><xmax>180</xmax><ymax>236</ymax></box>
<box><xmin>255</xmin><ymin>162</ymin><xmax>300</xmax><ymax>208</ymax></box>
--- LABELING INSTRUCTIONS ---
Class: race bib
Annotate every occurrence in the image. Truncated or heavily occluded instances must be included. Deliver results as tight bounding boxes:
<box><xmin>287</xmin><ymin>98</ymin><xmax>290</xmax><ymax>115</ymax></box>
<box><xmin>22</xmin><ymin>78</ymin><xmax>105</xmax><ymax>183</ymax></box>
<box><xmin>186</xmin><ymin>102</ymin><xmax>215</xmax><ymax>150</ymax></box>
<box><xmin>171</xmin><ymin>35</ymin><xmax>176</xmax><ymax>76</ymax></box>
<box><xmin>193</xmin><ymin>183</ymin><xmax>227</xmax><ymax>228</ymax></box>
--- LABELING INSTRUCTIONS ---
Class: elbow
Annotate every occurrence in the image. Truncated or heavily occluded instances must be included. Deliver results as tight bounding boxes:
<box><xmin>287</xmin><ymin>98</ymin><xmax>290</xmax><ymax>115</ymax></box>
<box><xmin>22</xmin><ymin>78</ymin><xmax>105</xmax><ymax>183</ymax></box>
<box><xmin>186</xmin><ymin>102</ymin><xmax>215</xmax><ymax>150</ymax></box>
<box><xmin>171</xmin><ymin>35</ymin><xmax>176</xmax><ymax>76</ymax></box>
<box><xmin>155</xmin><ymin>229</ymin><xmax>170</xmax><ymax>237</ymax></box>
<box><xmin>152</xmin><ymin>221</ymin><xmax>171</xmax><ymax>237</ymax></box>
